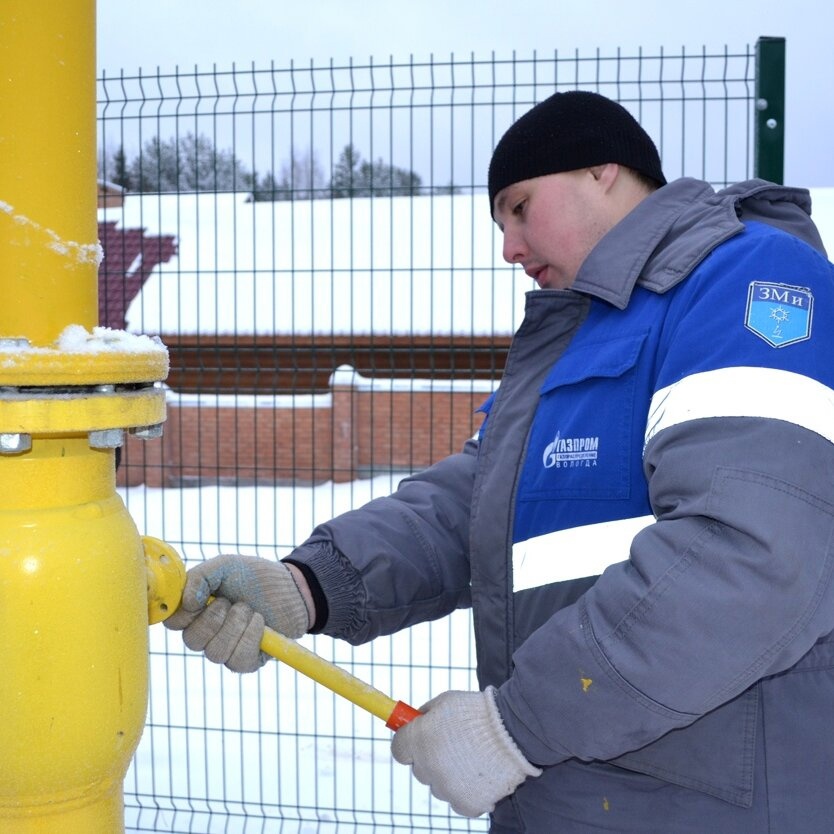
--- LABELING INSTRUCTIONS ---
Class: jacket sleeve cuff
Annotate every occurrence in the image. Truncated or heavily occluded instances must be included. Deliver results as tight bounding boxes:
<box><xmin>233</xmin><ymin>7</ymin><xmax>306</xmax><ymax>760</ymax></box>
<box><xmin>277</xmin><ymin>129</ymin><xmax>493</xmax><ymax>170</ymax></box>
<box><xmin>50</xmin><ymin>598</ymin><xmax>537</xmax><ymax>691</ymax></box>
<box><xmin>283</xmin><ymin>540</ymin><xmax>367</xmax><ymax>639</ymax></box>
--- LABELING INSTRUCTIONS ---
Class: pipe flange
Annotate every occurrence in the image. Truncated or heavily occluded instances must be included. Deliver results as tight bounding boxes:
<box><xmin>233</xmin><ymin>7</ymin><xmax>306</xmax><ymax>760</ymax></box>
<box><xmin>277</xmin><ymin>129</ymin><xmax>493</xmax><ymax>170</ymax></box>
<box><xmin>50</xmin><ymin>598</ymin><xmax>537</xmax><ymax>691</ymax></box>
<box><xmin>143</xmin><ymin>535</ymin><xmax>187</xmax><ymax>625</ymax></box>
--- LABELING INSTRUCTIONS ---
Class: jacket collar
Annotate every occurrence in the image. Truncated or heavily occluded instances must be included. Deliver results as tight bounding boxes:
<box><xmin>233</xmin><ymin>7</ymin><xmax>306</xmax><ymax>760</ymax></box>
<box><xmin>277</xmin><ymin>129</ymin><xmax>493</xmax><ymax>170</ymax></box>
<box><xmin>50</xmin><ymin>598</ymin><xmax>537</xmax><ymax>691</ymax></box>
<box><xmin>570</xmin><ymin>177</ymin><xmax>818</xmax><ymax>310</ymax></box>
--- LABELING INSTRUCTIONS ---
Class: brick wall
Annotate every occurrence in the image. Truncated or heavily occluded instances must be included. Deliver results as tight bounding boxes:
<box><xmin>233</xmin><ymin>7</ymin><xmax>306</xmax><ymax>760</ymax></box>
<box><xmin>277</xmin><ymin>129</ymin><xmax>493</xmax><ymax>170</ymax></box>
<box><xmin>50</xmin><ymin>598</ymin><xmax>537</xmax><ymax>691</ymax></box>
<box><xmin>117</xmin><ymin>368</ymin><xmax>491</xmax><ymax>488</ymax></box>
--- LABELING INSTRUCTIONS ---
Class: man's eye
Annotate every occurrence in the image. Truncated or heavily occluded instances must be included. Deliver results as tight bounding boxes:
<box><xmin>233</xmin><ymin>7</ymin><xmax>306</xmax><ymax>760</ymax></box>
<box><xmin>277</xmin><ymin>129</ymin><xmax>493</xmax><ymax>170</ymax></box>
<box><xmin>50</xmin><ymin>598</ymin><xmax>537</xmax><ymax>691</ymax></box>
<box><xmin>512</xmin><ymin>200</ymin><xmax>526</xmax><ymax>216</ymax></box>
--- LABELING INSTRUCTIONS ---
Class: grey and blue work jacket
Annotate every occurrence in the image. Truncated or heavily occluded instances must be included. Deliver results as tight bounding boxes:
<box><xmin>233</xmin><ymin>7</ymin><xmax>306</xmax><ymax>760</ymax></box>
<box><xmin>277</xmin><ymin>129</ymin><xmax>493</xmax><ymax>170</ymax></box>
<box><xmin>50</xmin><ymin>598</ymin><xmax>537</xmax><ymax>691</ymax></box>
<box><xmin>288</xmin><ymin>177</ymin><xmax>834</xmax><ymax>832</ymax></box>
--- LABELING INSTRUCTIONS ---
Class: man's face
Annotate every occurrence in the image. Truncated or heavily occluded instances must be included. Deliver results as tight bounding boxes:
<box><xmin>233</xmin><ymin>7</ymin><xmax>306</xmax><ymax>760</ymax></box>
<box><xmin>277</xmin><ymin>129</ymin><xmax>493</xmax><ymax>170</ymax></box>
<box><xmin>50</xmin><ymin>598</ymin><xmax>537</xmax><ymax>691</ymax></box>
<box><xmin>492</xmin><ymin>169</ymin><xmax>613</xmax><ymax>290</ymax></box>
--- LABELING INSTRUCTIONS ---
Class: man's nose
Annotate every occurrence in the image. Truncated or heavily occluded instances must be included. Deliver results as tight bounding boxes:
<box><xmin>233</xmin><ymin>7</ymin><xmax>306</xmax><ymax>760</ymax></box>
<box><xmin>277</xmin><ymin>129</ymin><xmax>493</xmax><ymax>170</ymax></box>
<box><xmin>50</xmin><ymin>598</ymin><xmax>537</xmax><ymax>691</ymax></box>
<box><xmin>501</xmin><ymin>230</ymin><xmax>525</xmax><ymax>265</ymax></box>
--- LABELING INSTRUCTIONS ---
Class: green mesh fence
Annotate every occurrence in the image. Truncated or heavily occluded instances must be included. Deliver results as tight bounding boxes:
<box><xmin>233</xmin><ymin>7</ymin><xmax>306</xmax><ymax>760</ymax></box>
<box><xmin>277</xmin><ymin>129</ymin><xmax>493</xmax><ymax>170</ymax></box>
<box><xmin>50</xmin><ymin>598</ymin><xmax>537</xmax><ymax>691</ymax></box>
<box><xmin>96</xmin><ymin>41</ymin><xmax>770</xmax><ymax>833</ymax></box>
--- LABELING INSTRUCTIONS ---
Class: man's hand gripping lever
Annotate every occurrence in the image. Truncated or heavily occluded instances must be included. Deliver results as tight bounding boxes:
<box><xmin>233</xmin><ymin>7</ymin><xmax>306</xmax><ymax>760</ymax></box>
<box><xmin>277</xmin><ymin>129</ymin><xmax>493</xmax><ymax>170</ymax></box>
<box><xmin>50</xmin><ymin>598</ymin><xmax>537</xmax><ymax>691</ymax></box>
<box><xmin>163</xmin><ymin>552</ymin><xmax>310</xmax><ymax>672</ymax></box>
<box><xmin>144</xmin><ymin>537</ymin><xmax>421</xmax><ymax>730</ymax></box>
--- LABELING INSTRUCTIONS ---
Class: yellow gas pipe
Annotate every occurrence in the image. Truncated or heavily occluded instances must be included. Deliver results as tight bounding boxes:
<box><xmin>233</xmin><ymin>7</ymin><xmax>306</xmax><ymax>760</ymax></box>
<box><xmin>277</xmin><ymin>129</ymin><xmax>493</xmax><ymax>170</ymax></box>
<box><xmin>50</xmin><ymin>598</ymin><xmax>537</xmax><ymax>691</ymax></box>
<box><xmin>0</xmin><ymin>4</ymin><xmax>417</xmax><ymax>829</ymax></box>
<box><xmin>0</xmin><ymin>2</ymin><xmax>167</xmax><ymax>831</ymax></box>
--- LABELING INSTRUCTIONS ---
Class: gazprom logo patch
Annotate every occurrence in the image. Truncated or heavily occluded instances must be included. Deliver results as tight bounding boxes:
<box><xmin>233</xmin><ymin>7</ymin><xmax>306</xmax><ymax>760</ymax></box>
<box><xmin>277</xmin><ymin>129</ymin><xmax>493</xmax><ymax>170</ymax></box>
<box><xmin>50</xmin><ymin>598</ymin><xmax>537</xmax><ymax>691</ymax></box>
<box><xmin>542</xmin><ymin>431</ymin><xmax>599</xmax><ymax>469</ymax></box>
<box><xmin>745</xmin><ymin>281</ymin><xmax>813</xmax><ymax>348</ymax></box>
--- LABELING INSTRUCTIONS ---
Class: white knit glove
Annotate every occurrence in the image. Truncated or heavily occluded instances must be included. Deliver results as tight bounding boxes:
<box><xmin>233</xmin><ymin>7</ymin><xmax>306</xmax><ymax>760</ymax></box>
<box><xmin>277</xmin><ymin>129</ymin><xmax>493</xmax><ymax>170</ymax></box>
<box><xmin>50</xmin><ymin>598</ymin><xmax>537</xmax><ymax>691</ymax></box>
<box><xmin>391</xmin><ymin>687</ymin><xmax>541</xmax><ymax>817</ymax></box>
<box><xmin>164</xmin><ymin>554</ymin><xmax>311</xmax><ymax>673</ymax></box>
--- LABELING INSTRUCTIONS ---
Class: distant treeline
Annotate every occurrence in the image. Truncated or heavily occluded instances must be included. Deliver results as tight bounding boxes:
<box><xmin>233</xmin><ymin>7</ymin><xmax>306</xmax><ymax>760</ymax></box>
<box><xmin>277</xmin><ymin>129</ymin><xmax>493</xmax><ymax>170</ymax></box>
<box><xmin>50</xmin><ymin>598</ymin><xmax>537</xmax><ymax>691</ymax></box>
<box><xmin>100</xmin><ymin>133</ymin><xmax>460</xmax><ymax>199</ymax></box>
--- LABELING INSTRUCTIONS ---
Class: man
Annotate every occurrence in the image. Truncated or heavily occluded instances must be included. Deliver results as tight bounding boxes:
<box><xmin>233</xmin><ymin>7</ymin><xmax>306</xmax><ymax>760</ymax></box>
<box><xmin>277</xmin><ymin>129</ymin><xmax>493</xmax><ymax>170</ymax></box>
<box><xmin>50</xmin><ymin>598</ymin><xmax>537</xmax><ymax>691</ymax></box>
<box><xmin>167</xmin><ymin>91</ymin><xmax>834</xmax><ymax>831</ymax></box>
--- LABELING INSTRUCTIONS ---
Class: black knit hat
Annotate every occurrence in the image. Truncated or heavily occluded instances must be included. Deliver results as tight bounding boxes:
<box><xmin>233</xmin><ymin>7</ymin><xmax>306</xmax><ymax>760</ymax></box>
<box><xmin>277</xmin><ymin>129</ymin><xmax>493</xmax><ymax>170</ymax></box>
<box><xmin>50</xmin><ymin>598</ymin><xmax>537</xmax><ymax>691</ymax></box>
<box><xmin>488</xmin><ymin>90</ymin><xmax>666</xmax><ymax>214</ymax></box>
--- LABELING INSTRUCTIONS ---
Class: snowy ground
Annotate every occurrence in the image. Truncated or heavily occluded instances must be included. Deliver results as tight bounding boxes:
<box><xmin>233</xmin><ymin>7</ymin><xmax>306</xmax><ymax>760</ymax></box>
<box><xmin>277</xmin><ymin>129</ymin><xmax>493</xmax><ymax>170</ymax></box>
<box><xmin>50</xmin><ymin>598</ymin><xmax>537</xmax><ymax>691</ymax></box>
<box><xmin>120</xmin><ymin>475</ymin><xmax>488</xmax><ymax>834</ymax></box>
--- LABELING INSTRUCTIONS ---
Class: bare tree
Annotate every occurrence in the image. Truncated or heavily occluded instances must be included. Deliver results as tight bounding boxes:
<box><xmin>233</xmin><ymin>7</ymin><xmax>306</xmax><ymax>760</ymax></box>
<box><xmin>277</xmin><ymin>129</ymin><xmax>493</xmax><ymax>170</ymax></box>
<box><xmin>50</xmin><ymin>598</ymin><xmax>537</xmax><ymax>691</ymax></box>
<box><xmin>128</xmin><ymin>133</ymin><xmax>251</xmax><ymax>193</ymax></box>
<box><xmin>252</xmin><ymin>148</ymin><xmax>326</xmax><ymax>201</ymax></box>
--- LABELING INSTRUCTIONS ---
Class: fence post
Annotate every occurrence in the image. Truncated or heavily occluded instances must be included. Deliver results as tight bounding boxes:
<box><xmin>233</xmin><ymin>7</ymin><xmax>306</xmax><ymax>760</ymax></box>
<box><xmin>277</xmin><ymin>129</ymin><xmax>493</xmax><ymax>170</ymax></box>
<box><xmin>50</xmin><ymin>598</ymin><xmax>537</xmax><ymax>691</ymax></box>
<box><xmin>331</xmin><ymin>365</ymin><xmax>359</xmax><ymax>483</ymax></box>
<box><xmin>754</xmin><ymin>36</ymin><xmax>786</xmax><ymax>184</ymax></box>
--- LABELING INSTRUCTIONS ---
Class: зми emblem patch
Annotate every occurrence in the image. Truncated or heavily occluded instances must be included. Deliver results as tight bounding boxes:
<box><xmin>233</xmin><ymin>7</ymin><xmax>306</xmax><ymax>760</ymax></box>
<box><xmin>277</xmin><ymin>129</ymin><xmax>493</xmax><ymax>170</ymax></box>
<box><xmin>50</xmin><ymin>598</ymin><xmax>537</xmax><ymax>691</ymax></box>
<box><xmin>745</xmin><ymin>281</ymin><xmax>814</xmax><ymax>348</ymax></box>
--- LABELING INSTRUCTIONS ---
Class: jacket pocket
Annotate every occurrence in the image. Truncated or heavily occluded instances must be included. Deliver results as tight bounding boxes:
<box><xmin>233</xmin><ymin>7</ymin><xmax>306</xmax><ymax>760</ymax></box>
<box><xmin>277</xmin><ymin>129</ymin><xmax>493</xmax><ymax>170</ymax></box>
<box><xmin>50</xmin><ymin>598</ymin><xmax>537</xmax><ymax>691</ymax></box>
<box><xmin>516</xmin><ymin>331</ymin><xmax>649</xmax><ymax>504</ymax></box>
<box><xmin>611</xmin><ymin>685</ymin><xmax>759</xmax><ymax>807</ymax></box>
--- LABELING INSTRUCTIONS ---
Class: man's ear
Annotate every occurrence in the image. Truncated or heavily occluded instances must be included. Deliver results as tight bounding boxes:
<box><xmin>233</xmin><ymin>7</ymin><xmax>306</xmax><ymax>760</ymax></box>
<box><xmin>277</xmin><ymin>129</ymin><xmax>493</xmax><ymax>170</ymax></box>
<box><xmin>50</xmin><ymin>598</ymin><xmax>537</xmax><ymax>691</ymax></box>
<box><xmin>589</xmin><ymin>163</ymin><xmax>620</xmax><ymax>191</ymax></box>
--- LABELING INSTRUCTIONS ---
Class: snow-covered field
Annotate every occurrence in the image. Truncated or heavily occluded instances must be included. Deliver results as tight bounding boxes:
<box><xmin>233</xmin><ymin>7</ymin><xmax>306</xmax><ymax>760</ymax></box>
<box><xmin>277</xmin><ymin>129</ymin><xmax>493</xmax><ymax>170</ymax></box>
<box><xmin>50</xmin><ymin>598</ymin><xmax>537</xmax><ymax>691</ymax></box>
<box><xmin>121</xmin><ymin>476</ymin><xmax>487</xmax><ymax>834</ymax></box>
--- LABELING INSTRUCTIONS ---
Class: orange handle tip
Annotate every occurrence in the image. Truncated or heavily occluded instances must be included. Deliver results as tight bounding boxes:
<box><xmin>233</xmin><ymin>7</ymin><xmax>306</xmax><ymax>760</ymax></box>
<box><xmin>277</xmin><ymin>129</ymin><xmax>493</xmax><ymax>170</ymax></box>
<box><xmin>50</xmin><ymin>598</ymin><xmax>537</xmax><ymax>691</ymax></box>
<box><xmin>385</xmin><ymin>700</ymin><xmax>422</xmax><ymax>730</ymax></box>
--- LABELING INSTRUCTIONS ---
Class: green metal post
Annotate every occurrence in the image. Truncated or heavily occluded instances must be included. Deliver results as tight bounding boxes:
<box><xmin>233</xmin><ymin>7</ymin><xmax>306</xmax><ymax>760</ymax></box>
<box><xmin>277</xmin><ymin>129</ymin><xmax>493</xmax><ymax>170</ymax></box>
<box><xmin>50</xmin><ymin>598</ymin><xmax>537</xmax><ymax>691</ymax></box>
<box><xmin>754</xmin><ymin>36</ymin><xmax>786</xmax><ymax>184</ymax></box>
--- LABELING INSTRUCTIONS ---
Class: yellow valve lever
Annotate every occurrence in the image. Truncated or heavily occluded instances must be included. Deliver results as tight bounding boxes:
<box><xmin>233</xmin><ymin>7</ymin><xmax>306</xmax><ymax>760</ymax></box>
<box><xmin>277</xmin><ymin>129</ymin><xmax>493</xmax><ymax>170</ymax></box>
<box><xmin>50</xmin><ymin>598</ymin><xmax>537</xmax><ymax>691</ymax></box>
<box><xmin>253</xmin><ymin>617</ymin><xmax>420</xmax><ymax>729</ymax></box>
<box><xmin>143</xmin><ymin>536</ymin><xmax>421</xmax><ymax>730</ymax></box>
